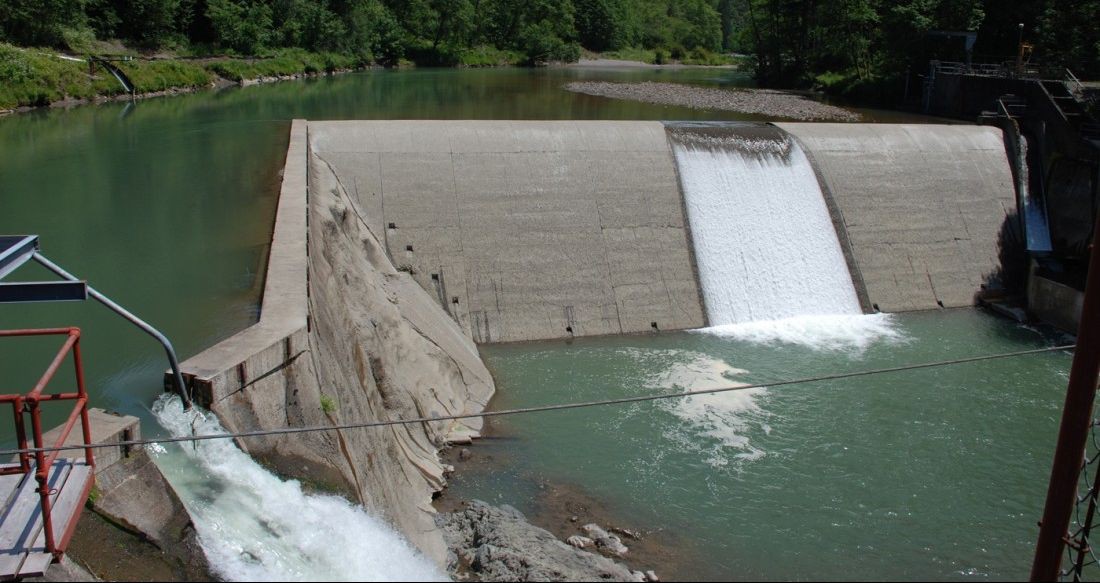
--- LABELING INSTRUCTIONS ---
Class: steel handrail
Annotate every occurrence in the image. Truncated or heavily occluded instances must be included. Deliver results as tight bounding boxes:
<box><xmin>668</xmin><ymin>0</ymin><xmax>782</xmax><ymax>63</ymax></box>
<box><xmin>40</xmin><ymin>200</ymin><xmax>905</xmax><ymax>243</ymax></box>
<box><xmin>0</xmin><ymin>327</ymin><xmax>94</xmax><ymax>558</ymax></box>
<box><xmin>30</xmin><ymin>253</ymin><xmax>192</xmax><ymax>408</ymax></box>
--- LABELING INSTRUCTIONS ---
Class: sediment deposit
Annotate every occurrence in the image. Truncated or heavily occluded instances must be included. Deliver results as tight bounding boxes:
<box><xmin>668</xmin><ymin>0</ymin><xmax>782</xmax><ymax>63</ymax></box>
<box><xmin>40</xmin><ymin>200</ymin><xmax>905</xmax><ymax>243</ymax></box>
<box><xmin>565</xmin><ymin>81</ymin><xmax>861</xmax><ymax>121</ymax></box>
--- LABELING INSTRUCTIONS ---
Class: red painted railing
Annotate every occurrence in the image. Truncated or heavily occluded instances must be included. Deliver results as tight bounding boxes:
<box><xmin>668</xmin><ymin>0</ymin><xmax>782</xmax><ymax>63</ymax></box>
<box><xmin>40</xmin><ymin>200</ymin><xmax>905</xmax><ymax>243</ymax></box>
<box><xmin>0</xmin><ymin>328</ymin><xmax>94</xmax><ymax>558</ymax></box>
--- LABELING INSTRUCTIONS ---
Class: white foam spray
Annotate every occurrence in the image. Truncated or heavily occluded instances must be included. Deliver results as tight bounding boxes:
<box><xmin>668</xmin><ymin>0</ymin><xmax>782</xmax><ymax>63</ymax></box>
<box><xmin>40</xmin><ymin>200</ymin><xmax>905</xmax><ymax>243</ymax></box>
<box><xmin>638</xmin><ymin>350</ymin><xmax>769</xmax><ymax>466</ymax></box>
<box><xmin>673</xmin><ymin>135</ymin><xmax>861</xmax><ymax>324</ymax></box>
<box><xmin>699</xmin><ymin>313</ymin><xmax>904</xmax><ymax>352</ymax></box>
<box><xmin>150</xmin><ymin>395</ymin><xmax>446</xmax><ymax>582</ymax></box>
<box><xmin>671</xmin><ymin>130</ymin><xmax>901</xmax><ymax>350</ymax></box>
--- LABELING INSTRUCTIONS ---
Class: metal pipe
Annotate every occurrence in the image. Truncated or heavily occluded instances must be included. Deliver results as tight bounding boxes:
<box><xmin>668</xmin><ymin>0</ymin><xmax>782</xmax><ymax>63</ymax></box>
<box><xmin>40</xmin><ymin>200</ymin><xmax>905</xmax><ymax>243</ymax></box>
<box><xmin>1031</xmin><ymin>210</ymin><xmax>1100</xmax><ymax>581</ymax></box>
<box><xmin>31</xmin><ymin>253</ymin><xmax>192</xmax><ymax>408</ymax></box>
<box><xmin>13</xmin><ymin>397</ymin><xmax>28</xmax><ymax>473</ymax></box>
<box><xmin>72</xmin><ymin>339</ymin><xmax>94</xmax><ymax>468</ymax></box>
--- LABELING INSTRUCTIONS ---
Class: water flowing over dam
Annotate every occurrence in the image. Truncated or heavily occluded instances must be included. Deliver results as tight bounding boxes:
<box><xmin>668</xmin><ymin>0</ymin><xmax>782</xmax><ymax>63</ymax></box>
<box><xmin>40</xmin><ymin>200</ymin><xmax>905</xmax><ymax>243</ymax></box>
<box><xmin>151</xmin><ymin>396</ymin><xmax>445</xmax><ymax>582</ymax></box>
<box><xmin>668</xmin><ymin>124</ymin><xmax>862</xmax><ymax>325</ymax></box>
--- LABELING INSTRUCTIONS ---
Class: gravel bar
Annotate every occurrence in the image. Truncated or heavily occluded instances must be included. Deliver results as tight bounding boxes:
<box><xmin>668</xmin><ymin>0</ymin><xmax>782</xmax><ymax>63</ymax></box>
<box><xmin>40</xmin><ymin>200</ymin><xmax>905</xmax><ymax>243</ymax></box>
<box><xmin>565</xmin><ymin>81</ymin><xmax>860</xmax><ymax>121</ymax></box>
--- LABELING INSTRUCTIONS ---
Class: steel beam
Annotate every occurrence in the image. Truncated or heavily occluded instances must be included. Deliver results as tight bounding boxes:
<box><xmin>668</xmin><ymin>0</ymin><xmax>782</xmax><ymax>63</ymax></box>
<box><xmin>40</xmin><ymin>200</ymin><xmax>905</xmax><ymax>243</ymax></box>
<box><xmin>0</xmin><ymin>281</ymin><xmax>88</xmax><ymax>303</ymax></box>
<box><xmin>0</xmin><ymin>236</ymin><xmax>38</xmax><ymax>280</ymax></box>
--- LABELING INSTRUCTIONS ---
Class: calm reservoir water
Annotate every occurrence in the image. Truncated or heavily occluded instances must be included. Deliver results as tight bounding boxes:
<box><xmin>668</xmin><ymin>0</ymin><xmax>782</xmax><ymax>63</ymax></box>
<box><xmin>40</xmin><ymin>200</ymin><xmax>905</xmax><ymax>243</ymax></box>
<box><xmin>0</xmin><ymin>65</ymin><xmax>770</xmax><ymax>434</ymax></box>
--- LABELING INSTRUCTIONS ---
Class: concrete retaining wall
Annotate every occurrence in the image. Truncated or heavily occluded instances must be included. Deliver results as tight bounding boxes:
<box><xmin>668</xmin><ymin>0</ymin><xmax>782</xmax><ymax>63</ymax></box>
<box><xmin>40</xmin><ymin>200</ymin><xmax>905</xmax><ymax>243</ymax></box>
<box><xmin>309</xmin><ymin>121</ymin><xmax>707</xmax><ymax>343</ymax></box>
<box><xmin>778</xmin><ymin>123</ymin><xmax>1017</xmax><ymax>312</ymax></box>
<box><xmin>178</xmin><ymin>119</ymin><xmax>310</xmax><ymax>405</ymax></box>
<box><xmin>176</xmin><ymin>120</ymin><xmax>495</xmax><ymax>567</ymax></box>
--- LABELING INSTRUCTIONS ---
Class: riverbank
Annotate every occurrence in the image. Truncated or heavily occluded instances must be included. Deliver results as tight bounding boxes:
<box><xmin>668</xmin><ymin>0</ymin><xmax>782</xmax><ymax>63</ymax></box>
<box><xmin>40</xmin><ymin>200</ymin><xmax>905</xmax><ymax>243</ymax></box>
<box><xmin>0</xmin><ymin>44</ymin><xmax>363</xmax><ymax>113</ymax></box>
<box><xmin>436</xmin><ymin>421</ymin><xmax>687</xmax><ymax>581</ymax></box>
<box><xmin>566</xmin><ymin>81</ymin><xmax>860</xmax><ymax>121</ymax></box>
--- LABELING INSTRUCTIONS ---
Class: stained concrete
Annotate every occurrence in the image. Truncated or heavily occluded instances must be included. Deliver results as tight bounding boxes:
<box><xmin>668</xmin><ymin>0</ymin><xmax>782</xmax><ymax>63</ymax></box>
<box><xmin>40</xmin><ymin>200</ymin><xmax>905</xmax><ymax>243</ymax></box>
<box><xmin>309</xmin><ymin>121</ymin><xmax>707</xmax><ymax>343</ymax></box>
<box><xmin>178</xmin><ymin>120</ymin><xmax>495</xmax><ymax>567</ymax></box>
<box><xmin>778</xmin><ymin>123</ymin><xmax>1017</xmax><ymax>311</ymax></box>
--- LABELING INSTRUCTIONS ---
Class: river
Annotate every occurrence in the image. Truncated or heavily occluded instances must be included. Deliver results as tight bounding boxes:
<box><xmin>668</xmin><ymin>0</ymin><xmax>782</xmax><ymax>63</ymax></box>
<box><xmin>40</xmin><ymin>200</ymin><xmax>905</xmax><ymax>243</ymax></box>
<box><xmin>0</xmin><ymin>66</ymin><xmax>1068</xmax><ymax>581</ymax></box>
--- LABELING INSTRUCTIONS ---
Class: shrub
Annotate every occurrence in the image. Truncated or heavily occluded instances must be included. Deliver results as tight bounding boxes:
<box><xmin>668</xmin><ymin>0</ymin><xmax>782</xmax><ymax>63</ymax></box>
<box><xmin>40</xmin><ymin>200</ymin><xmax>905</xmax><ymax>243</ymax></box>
<box><xmin>320</xmin><ymin>394</ymin><xmax>337</xmax><ymax>415</ymax></box>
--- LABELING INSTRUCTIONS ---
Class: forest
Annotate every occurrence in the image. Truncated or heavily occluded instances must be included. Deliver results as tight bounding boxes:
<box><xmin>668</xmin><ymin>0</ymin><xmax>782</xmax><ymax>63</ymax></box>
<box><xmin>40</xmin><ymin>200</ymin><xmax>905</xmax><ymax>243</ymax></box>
<box><xmin>1</xmin><ymin>0</ymin><xmax>1098</xmax><ymax>94</ymax></box>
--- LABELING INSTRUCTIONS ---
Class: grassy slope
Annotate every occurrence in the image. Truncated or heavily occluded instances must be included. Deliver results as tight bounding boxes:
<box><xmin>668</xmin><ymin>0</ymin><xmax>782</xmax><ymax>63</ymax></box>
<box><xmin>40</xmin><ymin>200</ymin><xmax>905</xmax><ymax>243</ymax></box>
<box><xmin>0</xmin><ymin>44</ymin><xmax>363</xmax><ymax>110</ymax></box>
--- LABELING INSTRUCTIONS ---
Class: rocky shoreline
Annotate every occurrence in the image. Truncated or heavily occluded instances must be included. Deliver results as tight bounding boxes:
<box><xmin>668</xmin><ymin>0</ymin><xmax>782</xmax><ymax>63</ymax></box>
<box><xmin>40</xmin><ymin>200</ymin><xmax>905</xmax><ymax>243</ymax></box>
<box><xmin>0</xmin><ymin>68</ymin><xmax>361</xmax><ymax>117</ymax></box>
<box><xmin>565</xmin><ymin>80</ymin><xmax>860</xmax><ymax>121</ymax></box>
<box><xmin>438</xmin><ymin>501</ymin><xmax>658</xmax><ymax>582</ymax></box>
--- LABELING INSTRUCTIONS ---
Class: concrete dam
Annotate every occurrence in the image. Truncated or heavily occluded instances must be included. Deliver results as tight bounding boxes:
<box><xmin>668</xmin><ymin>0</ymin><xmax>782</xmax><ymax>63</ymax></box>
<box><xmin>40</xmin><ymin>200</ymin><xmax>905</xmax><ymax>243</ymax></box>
<box><xmin>310</xmin><ymin>120</ymin><xmax>1015</xmax><ymax>341</ymax></box>
<box><xmin>176</xmin><ymin>119</ymin><xmax>1018</xmax><ymax>572</ymax></box>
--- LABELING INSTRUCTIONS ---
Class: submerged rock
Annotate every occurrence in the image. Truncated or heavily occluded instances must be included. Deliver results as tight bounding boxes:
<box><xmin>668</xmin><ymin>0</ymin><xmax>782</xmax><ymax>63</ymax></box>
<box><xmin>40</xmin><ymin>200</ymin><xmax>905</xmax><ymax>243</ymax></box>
<box><xmin>582</xmin><ymin>524</ymin><xmax>630</xmax><ymax>557</ymax></box>
<box><xmin>566</xmin><ymin>535</ymin><xmax>593</xmax><ymax>549</ymax></box>
<box><xmin>438</xmin><ymin>501</ymin><xmax>640</xmax><ymax>581</ymax></box>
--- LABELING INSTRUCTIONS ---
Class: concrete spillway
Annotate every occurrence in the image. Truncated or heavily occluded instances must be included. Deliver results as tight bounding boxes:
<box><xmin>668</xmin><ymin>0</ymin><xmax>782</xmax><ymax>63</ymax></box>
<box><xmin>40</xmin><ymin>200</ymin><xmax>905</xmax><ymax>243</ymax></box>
<box><xmin>668</xmin><ymin>124</ymin><xmax>862</xmax><ymax>325</ymax></box>
<box><xmin>778</xmin><ymin>123</ymin><xmax>1015</xmax><ymax>312</ymax></box>
<box><xmin>302</xmin><ymin>121</ymin><xmax>1016</xmax><ymax>342</ymax></box>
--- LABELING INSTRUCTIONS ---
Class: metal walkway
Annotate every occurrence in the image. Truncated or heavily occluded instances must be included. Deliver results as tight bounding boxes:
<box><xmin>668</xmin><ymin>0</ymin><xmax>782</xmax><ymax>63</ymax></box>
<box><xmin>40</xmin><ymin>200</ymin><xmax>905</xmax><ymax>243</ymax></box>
<box><xmin>0</xmin><ymin>329</ymin><xmax>95</xmax><ymax>580</ymax></box>
<box><xmin>0</xmin><ymin>460</ymin><xmax>92</xmax><ymax>579</ymax></box>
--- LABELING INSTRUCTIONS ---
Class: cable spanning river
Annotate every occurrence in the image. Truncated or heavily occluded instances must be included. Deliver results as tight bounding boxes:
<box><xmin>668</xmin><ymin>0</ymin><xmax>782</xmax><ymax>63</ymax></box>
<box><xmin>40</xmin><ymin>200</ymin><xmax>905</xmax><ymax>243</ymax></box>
<box><xmin>458</xmin><ymin>311</ymin><xmax>1070</xmax><ymax>580</ymax></box>
<box><xmin>0</xmin><ymin>67</ymin><xmax>1068</xmax><ymax>580</ymax></box>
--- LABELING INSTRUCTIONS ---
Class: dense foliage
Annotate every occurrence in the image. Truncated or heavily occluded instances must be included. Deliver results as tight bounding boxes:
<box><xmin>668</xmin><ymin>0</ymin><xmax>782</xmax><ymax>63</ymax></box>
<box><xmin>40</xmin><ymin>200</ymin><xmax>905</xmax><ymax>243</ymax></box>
<box><xmin>0</xmin><ymin>0</ymin><xmax>738</xmax><ymax>66</ymax></box>
<box><xmin>740</xmin><ymin>0</ymin><xmax>1100</xmax><ymax>99</ymax></box>
<box><xmin>0</xmin><ymin>0</ymin><xmax>1096</xmax><ymax>92</ymax></box>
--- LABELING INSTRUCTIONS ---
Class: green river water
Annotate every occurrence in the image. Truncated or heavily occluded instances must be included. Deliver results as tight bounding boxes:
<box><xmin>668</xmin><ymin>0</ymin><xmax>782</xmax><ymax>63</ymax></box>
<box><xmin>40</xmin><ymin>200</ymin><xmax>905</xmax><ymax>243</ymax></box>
<box><xmin>454</xmin><ymin>310</ymin><xmax>1072</xmax><ymax>580</ymax></box>
<box><xmin>0</xmin><ymin>66</ymin><xmax>1072</xmax><ymax>580</ymax></box>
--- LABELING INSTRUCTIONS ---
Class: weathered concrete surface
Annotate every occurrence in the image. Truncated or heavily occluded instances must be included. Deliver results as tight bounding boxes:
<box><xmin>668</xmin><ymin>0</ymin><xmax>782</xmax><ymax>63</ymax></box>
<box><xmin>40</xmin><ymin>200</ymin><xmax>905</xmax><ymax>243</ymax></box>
<box><xmin>178</xmin><ymin>120</ymin><xmax>309</xmax><ymax>401</ymax></box>
<box><xmin>179</xmin><ymin>120</ymin><xmax>495</xmax><ymax>567</ymax></box>
<box><xmin>438</xmin><ymin>501</ymin><xmax>640</xmax><ymax>582</ymax></box>
<box><xmin>778</xmin><ymin>123</ymin><xmax>1017</xmax><ymax>311</ymax></box>
<box><xmin>1029</xmin><ymin>272</ymin><xmax>1084</xmax><ymax>332</ymax></box>
<box><xmin>309</xmin><ymin>120</ymin><xmax>707</xmax><ymax>343</ymax></box>
<box><xmin>39</xmin><ymin>409</ymin><xmax>139</xmax><ymax>471</ymax></box>
<box><xmin>25</xmin><ymin>557</ymin><xmax>96</xmax><ymax>582</ymax></box>
<box><xmin>37</xmin><ymin>411</ymin><xmax>211</xmax><ymax>580</ymax></box>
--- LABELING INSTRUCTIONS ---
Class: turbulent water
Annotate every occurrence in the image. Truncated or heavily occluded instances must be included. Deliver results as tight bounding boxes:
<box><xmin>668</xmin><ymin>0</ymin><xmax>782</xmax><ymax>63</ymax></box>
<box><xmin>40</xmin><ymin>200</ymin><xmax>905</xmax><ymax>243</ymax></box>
<box><xmin>150</xmin><ymin>395</ymin><xmax>445</xmax><ymax>583</ymax></box>
<box><xmin>458</xmin><ymin>311</ymin><xmax>1071</xmax><ymax>581</ymax></box>
<box><xmin>672</xmin><ymin>132</ymin><xmax>861</xmax><ymax>322</ymax></box>
<box><xmin>645</xmin><ymin>352</ymin><xmax>770</xmax><ymax>465</ymax></box>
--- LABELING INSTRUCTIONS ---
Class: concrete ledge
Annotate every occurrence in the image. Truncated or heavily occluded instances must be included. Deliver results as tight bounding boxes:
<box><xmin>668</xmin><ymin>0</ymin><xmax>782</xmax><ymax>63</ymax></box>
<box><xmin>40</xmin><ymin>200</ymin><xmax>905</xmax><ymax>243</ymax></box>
<box><xmin>176</xmin><ymin>119</ymin><xmax>308</xmax><ymax>405</ymax></box>
<box><xmin>1029</xmin><ymin>274</ymin><xmax>1084</xmax><ymax>332</ymax></box>
<box><xmin>39</xmin><ymin>409</ymin><xmax>140</xmax><ymax>473</ymax></box>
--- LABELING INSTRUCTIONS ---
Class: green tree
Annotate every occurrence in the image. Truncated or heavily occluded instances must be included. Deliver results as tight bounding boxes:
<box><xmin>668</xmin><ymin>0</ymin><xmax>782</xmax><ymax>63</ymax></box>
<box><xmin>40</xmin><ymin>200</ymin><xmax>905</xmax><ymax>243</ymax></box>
<box><xmin>117</xmin><ymin>0</ymin><xmax>185</xmax><ymax>49</ymax></box>
<box><xmin>1038</xmin><ymin>0</ymin><xmax>1100</xmax><ymax>77</ymax></box>
<box><xmin>206</xmin><ymin>0</ymin><xmax>273</xmax><ymax>54</ymax></box>
<box><xmin>276</xmin><ymin>0</ymin><xmax>346</xmax><ymax>52</ymax></box>
<box><xmin>0</xmin><ymin>0</ymin><xmax>85</xmax><ymax>46</ymax></box>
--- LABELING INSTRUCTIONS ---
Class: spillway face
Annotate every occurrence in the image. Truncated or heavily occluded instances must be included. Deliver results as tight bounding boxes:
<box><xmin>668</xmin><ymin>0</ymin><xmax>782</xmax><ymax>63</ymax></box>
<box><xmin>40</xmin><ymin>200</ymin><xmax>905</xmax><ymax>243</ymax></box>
<box><xmin>667</xmin><ymin>123</ymin><xmax>862</xmax><ymax>325</ymax></box>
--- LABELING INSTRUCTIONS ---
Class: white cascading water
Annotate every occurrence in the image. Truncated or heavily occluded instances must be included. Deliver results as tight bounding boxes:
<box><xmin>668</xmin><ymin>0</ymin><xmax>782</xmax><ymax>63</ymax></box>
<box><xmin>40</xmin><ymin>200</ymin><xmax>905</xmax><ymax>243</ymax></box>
<box><xmin>149</xmin><ymin>395</ymin><xmax>446</xmax><ymax>583</ymax></box>
<box><xmin>671</xmin><ymin>130</ymin><xmax>900</xmax><ymax>350</ymax></box>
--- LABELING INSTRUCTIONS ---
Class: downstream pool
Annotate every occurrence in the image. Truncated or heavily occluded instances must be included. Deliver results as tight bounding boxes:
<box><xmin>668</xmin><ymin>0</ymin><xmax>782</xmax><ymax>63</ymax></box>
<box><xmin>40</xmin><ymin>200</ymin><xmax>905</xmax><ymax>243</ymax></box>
<box><xmin>446</xmin><ymin>310</ymin><xmax>1071</xmax><ymax>580</ymax></box>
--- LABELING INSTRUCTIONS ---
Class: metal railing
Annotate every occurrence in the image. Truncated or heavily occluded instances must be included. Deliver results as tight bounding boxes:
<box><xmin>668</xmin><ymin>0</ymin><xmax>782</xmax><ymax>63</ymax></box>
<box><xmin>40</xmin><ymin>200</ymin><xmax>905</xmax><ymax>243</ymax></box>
<box><xmin>931</xmin><ymin>60</ymin><xmax>1069</xmax><ymax>82</ymax></box>
<box><xmin>0</xmin><ymin>328</ymin><xmax>94</xmax><ymax>559</ymax></box>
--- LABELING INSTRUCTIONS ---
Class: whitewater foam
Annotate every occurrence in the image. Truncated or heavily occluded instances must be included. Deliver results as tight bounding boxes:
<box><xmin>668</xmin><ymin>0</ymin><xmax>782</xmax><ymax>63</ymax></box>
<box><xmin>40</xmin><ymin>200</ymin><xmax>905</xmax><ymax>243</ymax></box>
<box><xmin>697</xmin><ymin>313</ymin><xmax>905</xmax><ymax>352</ymax></box>
<box><xmin>643</xmin><ymin>352</ymin><xmax>769</xmax><ymax>465</ymax></box>
<box><xmin>671</xmin><ymin>132</ymin><xmax>862</xmax><ymax>325</ymax></box>
<box><xmin>150</xmin><ymin>395</ymin><xmax>445</xmax><ymax>582</ymax></box>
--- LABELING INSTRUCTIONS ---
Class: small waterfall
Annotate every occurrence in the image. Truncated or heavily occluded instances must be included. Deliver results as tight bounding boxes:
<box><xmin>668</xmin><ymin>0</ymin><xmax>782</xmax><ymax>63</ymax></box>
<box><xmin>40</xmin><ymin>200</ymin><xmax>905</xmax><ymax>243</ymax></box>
<box><xmin>671</xmin><ymin>124</ymin><xmax>861</xmax><ymax>324</ymax></box>
<box><xmin>149</xmin><ymin>395</ymin><xmax>445</xmax><ymax>582</ymax></box>
<box><xmin>669</xmin><ymin>124</ymin><xmax>899</xmax><ymax>350</ymax></box>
